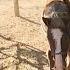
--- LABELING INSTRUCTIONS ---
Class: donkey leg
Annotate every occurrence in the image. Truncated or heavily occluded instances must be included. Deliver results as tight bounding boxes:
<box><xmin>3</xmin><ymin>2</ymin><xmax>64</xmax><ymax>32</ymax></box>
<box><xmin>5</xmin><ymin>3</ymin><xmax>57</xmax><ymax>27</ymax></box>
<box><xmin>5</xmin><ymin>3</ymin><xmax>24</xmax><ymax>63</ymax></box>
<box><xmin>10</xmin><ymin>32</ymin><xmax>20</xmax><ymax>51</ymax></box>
<box><xmin>61</xmin><ymin>35</ymin><xmax>69</xmax><ymax>70</ymax></box>
<box><xmin>47</xmin><ymin>29</ymin><xmax>55</xmax><ymax>70</ymax></box>
<box><xmin>48</xmin><ymin>50</ymin><xmax>55</xmax><ymax>70</ymax></box>
<box><xmin>51</xmin><ymin>28</ymin><xmax>63</xmax><ymax>70</ymax></box>
<box><xmin>62</xmin><ymin>52</ymin><xmax>67</xmax><ymax>70</ymax></box>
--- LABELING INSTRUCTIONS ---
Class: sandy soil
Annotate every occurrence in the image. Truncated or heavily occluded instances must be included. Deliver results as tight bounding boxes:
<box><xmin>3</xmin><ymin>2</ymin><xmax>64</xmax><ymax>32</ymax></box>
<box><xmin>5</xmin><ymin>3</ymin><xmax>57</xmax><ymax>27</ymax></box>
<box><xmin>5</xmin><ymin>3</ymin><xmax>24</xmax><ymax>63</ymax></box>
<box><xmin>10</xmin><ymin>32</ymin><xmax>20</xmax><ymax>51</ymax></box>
<box><xmin>0</xmin><ymin>0</ymin><xmax>50</xmax><ymax>70</ymax></box>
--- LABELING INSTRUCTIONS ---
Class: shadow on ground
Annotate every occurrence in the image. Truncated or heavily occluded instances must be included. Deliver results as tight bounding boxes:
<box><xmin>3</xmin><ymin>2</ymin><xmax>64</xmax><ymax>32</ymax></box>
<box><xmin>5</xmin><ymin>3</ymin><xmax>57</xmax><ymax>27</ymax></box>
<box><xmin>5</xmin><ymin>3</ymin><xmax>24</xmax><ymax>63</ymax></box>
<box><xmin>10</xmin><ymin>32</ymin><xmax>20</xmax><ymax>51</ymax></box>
<box><xmin>0</xmin><ymin>34</ymin><xmax>49</xmax><ymax>70</ymax></box>
<box><xmin>19</xmin><ymin>15</ymin><xmax>41</xmax><ymax>25</ymax></box>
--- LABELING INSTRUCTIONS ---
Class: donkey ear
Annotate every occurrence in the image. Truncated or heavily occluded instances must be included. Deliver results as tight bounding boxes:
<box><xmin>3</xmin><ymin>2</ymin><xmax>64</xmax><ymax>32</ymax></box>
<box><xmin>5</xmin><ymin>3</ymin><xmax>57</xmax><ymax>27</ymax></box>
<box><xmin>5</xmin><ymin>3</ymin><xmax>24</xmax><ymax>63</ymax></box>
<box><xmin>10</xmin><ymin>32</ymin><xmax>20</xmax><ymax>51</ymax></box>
<box><xmin>42</xmin><ymin>17</ymin><xmax>51</xmax><ymax>26</ymax></box>
<box><xmin>63</xmin><ymin>0</ymin><xmax>69</xmax><ymax>4</ymax></box>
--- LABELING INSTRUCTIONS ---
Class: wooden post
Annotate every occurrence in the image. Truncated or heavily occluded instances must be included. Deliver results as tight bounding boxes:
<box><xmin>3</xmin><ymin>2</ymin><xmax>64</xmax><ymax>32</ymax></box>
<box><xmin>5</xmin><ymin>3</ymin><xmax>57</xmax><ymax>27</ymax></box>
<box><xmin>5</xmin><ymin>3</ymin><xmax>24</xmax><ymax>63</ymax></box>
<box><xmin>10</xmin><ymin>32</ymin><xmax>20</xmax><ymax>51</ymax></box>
<box><xmin>13</xmin><ymin>0</ymin><xmax>20</xmax><ymax>17</ymax></box>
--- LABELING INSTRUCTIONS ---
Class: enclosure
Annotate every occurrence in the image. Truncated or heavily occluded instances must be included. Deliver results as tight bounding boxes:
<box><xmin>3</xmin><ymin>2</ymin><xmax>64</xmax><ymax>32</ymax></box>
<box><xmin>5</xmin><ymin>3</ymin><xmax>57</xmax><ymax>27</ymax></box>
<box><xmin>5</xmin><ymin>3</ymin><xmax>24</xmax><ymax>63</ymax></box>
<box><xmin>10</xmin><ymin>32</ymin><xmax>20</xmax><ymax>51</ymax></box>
<box><xmin>0</xmin><ymin>0</ymin><xmax>51</xmax><ymax>70</ymax></box>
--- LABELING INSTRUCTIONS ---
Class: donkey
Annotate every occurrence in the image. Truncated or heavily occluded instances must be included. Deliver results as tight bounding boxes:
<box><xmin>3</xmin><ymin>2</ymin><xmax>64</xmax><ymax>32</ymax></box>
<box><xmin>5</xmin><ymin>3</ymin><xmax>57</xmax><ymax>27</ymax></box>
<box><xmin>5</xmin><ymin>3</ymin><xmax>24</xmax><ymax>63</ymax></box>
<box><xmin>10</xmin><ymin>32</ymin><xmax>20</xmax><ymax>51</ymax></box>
<box><xmin>42</xmin><ymin>0</ymin><xmax>70</xmax><ymax>70</ymax></box>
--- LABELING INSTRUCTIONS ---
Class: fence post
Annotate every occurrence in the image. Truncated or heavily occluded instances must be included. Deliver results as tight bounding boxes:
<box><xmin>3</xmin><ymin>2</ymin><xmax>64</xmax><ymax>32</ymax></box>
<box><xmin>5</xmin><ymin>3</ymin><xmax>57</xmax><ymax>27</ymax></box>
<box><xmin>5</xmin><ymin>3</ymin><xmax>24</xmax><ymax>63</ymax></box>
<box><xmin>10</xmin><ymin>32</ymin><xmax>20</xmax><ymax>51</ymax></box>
<box><xmin>13</xmin><ymin>0</ymin><xmax>20</xmax><ymax>17</ymax></box>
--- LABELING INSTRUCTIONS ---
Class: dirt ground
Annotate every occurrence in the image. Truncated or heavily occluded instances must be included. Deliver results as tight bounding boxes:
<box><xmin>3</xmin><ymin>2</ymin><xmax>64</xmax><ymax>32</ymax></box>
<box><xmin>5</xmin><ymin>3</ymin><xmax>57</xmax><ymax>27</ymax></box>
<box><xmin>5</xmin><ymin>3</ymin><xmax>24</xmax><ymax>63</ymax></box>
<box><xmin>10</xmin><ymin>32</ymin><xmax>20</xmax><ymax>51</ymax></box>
<box><xmin>0</xmin><ymin>0</ymin><xmax>51</xmax><ymax>70</ymax></box>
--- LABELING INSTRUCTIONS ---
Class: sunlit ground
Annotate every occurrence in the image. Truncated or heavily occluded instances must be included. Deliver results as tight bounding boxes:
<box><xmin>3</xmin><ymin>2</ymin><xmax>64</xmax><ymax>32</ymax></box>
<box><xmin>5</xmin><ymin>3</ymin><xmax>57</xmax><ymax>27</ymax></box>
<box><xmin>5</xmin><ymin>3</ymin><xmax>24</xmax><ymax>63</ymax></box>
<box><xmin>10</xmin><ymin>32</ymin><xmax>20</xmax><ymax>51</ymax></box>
<box><xmin>0</xmin><ymin>0</ymin><xmax>50</xmax><ymax>70</ymax></box>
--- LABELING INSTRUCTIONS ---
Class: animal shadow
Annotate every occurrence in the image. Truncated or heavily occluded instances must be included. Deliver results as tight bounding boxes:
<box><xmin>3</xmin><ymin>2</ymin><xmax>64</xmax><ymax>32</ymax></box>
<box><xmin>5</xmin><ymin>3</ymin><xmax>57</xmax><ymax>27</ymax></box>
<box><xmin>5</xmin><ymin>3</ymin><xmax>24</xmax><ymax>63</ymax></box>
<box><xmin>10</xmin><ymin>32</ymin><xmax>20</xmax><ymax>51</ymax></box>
<box><xmin>0</xmin><ymin>34</ymin><xmax>49</xmax><ymax>70</ymax></box>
